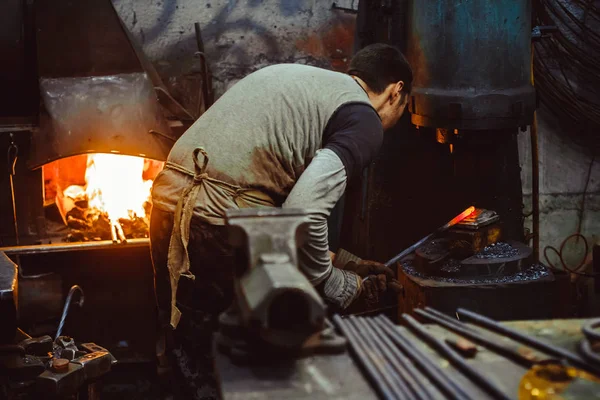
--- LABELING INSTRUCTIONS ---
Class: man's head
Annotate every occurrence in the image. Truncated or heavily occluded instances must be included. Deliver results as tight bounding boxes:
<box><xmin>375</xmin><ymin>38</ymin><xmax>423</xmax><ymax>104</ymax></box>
<box><xmin>348</xmin><ymin>44</ymin><xmax>413</xmax><ymax>130</ymax></box>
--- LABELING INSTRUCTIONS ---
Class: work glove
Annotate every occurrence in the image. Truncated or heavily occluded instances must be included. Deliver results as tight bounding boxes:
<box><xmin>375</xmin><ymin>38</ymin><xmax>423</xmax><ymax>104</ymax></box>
<box><xmin>344</xmin><ymin>260</ymin><xmax>403</xmax><ymax>305</ymax></box>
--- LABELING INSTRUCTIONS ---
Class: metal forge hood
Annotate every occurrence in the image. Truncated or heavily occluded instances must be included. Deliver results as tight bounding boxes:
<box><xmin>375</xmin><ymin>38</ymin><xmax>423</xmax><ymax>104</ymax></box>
<box><xmin>29</xmin><ymin>0</ymin><xmax>175</xmax><ymax>169</ymax></box>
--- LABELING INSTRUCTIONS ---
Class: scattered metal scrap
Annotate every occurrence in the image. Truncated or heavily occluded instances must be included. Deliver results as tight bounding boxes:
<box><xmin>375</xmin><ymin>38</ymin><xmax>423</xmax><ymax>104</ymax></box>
<box><xmin>402</xmin><ymin>261</ymin><xmax>551</xmax><ymax>285</ymax></box>
<box><xmin>474</xmin><ymin>242</ymin><xmax>519</xmax><ymax>259</ymax></box>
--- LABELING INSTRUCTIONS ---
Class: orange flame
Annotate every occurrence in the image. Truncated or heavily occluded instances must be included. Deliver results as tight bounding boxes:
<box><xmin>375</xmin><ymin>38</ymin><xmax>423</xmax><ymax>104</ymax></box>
<box><xmin>84</xmin><ymin>153</ymin><xmax>156</xmax><ymax>223</ymax></box>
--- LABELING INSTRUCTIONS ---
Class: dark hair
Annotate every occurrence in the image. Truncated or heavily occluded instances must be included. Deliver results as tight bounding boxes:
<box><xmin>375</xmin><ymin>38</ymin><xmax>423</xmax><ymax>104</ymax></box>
<box><xmin>348</xmin><ymin>43</ymin><xmax>413</xmax><ymax>95</ymax></box>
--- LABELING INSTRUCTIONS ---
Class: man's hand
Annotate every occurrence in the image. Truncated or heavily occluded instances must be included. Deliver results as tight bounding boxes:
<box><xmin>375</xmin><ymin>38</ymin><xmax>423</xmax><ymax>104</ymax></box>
<box><xmin>344</xmin><ymin>260</ymin><xmax>403</xmax><ymax>305</ymax></box>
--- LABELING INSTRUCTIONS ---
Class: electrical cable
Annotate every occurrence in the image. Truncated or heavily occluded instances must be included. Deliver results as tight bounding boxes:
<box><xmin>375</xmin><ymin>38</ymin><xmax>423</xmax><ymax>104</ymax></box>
<box><xmin>533</xmin><ymin>0</ymin><xmax>600</xmax><ymax>152</ymax></box>
<box><xmin>543</xmin><ymin>155</ymin><xmax>596</xmax><ymax>277</ymax></box>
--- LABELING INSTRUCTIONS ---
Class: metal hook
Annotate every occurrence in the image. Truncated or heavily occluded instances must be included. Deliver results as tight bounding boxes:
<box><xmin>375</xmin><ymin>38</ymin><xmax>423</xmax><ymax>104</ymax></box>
<box><xmin>55</xmin><ymin>285</ymin><xmax>85</xmax><ymax>340</ymax></box>
<box><xmin>7</xmin><ymin>133</ymin><xmax>18</xmax><ymax>176</ymax></box>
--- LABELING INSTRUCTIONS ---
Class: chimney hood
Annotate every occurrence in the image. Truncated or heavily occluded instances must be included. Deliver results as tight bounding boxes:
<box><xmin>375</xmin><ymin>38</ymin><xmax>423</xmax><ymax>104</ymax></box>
<box><xmin>29</xmin><ymin>0</ymin><xmax>177</xmax><ymax>169</ymax></box>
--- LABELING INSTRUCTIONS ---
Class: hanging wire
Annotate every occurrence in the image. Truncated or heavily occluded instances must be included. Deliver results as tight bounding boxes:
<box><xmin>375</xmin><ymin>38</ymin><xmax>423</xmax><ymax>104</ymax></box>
<box><xmin>533</xmin><ymin>0</ymin><xmax>600</xmax><ymax>152</ymax></box>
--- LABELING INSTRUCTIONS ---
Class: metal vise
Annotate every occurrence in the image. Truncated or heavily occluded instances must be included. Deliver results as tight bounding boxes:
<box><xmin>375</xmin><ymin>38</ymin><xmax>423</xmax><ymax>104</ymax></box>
<box><xmin>217</xmin><ymin>209</ymin><xmax>343</xmax><ymax>359</ymax></box>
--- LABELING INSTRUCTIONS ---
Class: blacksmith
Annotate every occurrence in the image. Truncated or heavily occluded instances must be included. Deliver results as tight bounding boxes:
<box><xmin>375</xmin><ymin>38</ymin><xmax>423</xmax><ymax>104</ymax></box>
<box><xmin>149</xmin><ymin>43</ymin><xmax>413</xmax><ymax>399</ymax></box>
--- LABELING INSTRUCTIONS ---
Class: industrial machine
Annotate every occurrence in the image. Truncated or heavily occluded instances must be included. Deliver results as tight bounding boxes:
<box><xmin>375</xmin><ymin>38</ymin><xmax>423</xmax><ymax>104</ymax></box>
<box><xmin>339</xmin><ymin>0</ymin><xmax>569</xmax><ymax>320</ymax></box>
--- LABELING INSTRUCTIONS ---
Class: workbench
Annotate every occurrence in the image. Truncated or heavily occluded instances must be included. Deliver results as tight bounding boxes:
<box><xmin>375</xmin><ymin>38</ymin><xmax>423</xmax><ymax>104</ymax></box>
<box><xmin>215</xmin><ymin>318</ymin><xmax>595</xmax><ymax>400</ymax></box>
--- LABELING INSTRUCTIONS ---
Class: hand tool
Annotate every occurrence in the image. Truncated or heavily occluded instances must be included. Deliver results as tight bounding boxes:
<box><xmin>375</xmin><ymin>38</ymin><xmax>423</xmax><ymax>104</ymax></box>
<box><xmin>385</xmin><ymin>206</ymin><xmax>475</xmax><ymax>267</ymax></box>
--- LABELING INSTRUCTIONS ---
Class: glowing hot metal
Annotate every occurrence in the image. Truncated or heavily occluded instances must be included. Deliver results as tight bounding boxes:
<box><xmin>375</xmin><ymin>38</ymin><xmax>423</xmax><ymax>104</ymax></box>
<box><xmin>384</xmin><ymin>206</ymin><xmax>475</xmax><ymax>267</ymax></box>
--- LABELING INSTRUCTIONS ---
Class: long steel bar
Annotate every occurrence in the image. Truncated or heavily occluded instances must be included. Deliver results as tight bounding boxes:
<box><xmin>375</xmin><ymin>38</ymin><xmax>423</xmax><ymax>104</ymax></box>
<box><xmin>0</xmin><ymin>238</ymin><xmax>150</xmax><ymax>255</ymax></box>
<box><xmin>347</xmin><ymin>318</ymin><xmax>408</xmax><ymax>400</ymax></box>
<box><xmin>415</xmin><ymin>308</ymin><xmax>536</xmax><ymax>368</ymax></box>
<box><xmin>385</xmin><ymin>206</ymin><xmax>475</xmax><ymax>267</ymax></box>
<box><xmin>354</xmin><ymin>317</ymin><xmax>432</xmax><ymax>400</ymax></box>
<box><xmin>332</xmin><ymin>315</ymin><xmax>397</xmax><ymax>400</ymax></box>
<box><xmin>402</xmin><ymin>314</ymin><xmax>511</xmax><ymax>400</ymax></box>
<box><xmin>374</xmin><ymin>316</ymin><xmax>470</xmax><ymax>400</ymax></box>
<box><xmin>457</xmin><ymin>308</ymin><xmax>600</xmax><ymax>375</ymax></box>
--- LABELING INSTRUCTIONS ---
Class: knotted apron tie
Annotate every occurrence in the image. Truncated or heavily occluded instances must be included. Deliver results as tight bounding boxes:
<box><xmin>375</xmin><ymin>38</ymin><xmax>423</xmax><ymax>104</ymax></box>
<box><xmin>165</xmin><ymin>148</ymin><xmax>275</xmax><ymax>328</ymax></box>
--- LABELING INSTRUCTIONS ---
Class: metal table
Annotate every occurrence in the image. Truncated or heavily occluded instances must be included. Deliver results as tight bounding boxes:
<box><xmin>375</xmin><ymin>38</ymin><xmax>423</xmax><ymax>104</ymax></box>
<box><xmin>215</xmin><ymin>318</ymin><xmax>591</xmax><ymax>400</ymax></box>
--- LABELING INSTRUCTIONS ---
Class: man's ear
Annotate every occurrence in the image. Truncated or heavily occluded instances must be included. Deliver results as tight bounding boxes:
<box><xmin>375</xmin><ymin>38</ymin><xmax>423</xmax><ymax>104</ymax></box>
<box><xmin>394</xmin><ymin>81</ymin><xmax>405</xmax><ymax>100</ymax></box>
<box><xmin>387</xmin><ymin>81</ymin><xmax>405</xmax><ymax>104</ymax></box>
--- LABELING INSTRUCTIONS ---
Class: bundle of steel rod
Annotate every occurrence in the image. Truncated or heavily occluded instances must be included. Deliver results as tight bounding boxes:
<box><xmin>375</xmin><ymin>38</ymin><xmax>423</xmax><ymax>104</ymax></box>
<box><xmin>334</xmin><ymin>309</ymin><xmax>600</xmax><ymax>400</ymax></box>
<box><xmin>332</xmin><ymin>314</ymin><xmax>473</xmax><ymax>400</ymax></box>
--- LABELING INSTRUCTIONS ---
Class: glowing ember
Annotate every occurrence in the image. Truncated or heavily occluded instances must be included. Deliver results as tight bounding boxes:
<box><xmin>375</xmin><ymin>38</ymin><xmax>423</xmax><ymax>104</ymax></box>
<box><xmin>84</xmin><ymin>153</ymin><xmax>154</xmax><ymax>222</ymax></box>
<box><xmin>50</xmin><ymin>153</ymin><xmax>162</xmax><ymax>242</ymax></box>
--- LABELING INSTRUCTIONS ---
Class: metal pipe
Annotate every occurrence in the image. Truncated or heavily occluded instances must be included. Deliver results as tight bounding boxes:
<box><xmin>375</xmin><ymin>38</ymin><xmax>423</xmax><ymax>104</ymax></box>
<box><xmin>415</xmin><ymin>308</ymin><xmax>535</xmax><ymax>368</ymax></box>
<box><xmin>385</xmin><ymin>206</ymin><xmax>475</xmax><ymax>267</ymax></box>
<box><xmin>374</xmin><ymin>316</ymin><xmax>470</xmax><ymax>400</ymax></box>
<box><xmin>56</xmin><ymin>285</ymin><xmax>85</xmax><ymax>340</ymax></box>
<box><xmin>347</xmin><ymin>317</ymin><xmax>408</xmax><ymax>400</ymax></box>
<box><xmin>531</xmin><ymin>49</ymin><xmax>540</xmax><ymax>263</ymax></box>
<box><xmin>402</xmin><ymin>314</ymin><xmax>511</xmax><ymax>400</ymax></box>
<box><xmin>0</xmin><ymin>238</ymin><xmax>150</xmax><ymax>256</ymax></box>
<box><xmin>353</xmin><ymin>317</ymin><xmax>432</xmax><ymax>400</ymax></box>
<box><xmin>332</xmin><ymin>315</ymin><xmax>398</xmax><ymax>400</ymax></box>
<box><xmin>457</xmin><ymin>308</ymin><xmax>600</xmax><ymax>375</ymax></box>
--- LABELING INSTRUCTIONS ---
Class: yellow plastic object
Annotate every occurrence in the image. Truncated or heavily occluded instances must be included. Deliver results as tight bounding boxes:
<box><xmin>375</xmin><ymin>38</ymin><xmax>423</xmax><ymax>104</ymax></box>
<box><xmin>519</xmin><ymin>363</ymin><xmax>600</xmax><ymax>399</ymax></box>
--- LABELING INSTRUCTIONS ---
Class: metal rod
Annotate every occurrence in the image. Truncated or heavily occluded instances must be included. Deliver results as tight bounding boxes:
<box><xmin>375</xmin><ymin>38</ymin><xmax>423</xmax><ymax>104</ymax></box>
<box><xmin>114</xmin><ymin>222</ymin><xmax>127</xmax><ymax>244</ymax></box>
<box><xmin>415</xmin><ymin>308</ymin><xmax>535</xmax><ymax>368</ymax></box>
<box><xmin>111</xmin><ymin>224</ymin><xmax>118</xmax><ymax>243</ymax></box>
<box><xmin>8</xmin><ymin>133</ymin><xmax>19</xmax><ymax>246</ymax></box>
<box><xmin>56</xmin><ymin>285</ymin><xmax>85</xmax><ymax>340</ymax></box>
<box><xmin>385</xmin><ymin>206</ymin><xmax>475</xmax><ymax>267</ymax></box>
<box><xmin>354</xmin><ymin>317</ymin><xmax>432</xmax><ymax>400</ymax></box>
<box><xmin>343</xmin><ymin>317</ymin><xmax>402</xmax><ymax>400</ymax></box>
<box><xmin>374</xmin><ymin>316</ymin><xmax>470</xmax><ymax>400</ymax></box>
<box><xmin>348</xmin><ymin>317</ymin><xmax>409</xmax><ymax>400</ymax></box>
<box><xmin>194</xmin><ymin>22</ymin><xmax>213</xmax><ymax>111</ymax></box>
<box><xmin>194</xmin><ymin>22</ymin><xmax>205</xmax><ymax>53</ymax></box>
<box><xmin>0</xmin><ymin>238</ymin><xmax>150</xmax><ymax>256</ymax></box>
<box><xmin>457</xmin><ymin>308</ymin><xmax>600</xmax><ymax>375</ymax></box>
<box><xmin>402</xmin><ymin>314</ymin><xmax>511</xmax><ymax>400</ymax></box>
<box><xmin>530</xmin><ymin>50</ymin><xmax>540</xmax><ymax>263</ymax></box>
<box><xmin>332</xmin><ymin>315</ymin><xmax>398</xmax><ymax>400</ymax></box>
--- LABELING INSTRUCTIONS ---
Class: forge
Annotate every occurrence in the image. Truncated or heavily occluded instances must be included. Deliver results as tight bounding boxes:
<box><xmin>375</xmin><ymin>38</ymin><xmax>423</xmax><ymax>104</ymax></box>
<box><xmin>0</xmin><ymin>0</ymin><xmax>205</xmax><ymax>376</ymax></box>
<box><xmin>43</xmin><ymin>154</ymin><xmax>162</xmax><ymax>243</ymax></box>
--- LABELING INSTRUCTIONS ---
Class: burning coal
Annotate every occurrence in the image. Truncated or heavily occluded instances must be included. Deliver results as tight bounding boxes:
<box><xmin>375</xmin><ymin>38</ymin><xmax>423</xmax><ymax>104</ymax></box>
<box><xmin>54</xmin><ymin>154</ymin><xmax>163</xmax><ymax>242</ymax></box>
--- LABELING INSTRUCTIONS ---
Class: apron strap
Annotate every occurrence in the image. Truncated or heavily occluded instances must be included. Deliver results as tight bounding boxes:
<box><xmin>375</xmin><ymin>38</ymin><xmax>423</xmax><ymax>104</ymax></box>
<box><xmin>167</xmin><ymin>147</ymin><xmax>208</xmax><ymax>328</ymax></box>
<box><xmin>164</xmin><ymin>147</ymin><xmax>277</xmax><ymax>328</ymax></box>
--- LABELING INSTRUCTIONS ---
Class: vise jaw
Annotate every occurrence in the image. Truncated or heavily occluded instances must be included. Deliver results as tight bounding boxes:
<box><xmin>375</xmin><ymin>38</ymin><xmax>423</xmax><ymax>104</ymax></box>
<box><xmin>220</xmin><ymin>208</ymin><xmax>327</xmax><ymax>351</ymax></box>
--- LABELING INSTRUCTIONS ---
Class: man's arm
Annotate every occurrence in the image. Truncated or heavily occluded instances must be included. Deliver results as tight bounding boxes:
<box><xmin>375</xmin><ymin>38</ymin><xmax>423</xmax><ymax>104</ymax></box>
<box><xmin>282</xmin><ymin>103</ymin><xmax>385</xmax><ymax>309</ymax></box>
<box><xmin>282</xmin><ymin>148</ymin><xmax>361</xmax><ymax>309</ymax></box>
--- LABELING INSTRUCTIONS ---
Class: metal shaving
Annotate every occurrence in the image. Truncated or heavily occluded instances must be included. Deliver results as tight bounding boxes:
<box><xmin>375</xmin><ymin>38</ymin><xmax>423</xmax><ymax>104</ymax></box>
<box><xmin>401</xmin><ymin>262</ymin><xmax>550</xmax><ymax>285</ymax></box>
<box><xmin>440</xmin><ymin>259</ymin><xmax>461</xmax><ymax>273</ymax></box>
<box><xmin>474</xmin><ymin>242</ymin><xmax>519</xmax><ymax>259</ymax></box>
